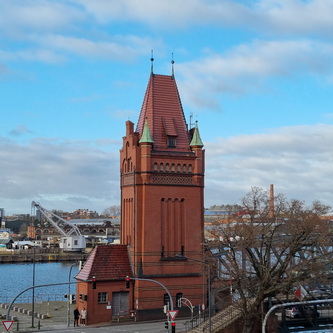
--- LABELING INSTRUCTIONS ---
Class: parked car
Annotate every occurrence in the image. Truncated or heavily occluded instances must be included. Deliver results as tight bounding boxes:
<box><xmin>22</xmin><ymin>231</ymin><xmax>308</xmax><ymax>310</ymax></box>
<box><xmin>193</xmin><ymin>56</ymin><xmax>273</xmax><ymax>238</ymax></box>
<box><xmin>285</xmin><ymin>306</ymin><xmax>301</xmax><ymax>318</ymax></box>
<box><xmin>285</xmin><ymin>305</ymin><xmax>319</xmax><ymax>319</ymax></box>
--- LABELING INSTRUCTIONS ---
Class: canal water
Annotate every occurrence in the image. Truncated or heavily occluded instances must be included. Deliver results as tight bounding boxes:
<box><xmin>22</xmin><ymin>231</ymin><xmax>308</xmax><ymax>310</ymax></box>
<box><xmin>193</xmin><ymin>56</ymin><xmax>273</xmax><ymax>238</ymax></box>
<box><xmin>0</xmin><ymin>262</ymin><xmax>79</xmax><ymax>304</ymax></box>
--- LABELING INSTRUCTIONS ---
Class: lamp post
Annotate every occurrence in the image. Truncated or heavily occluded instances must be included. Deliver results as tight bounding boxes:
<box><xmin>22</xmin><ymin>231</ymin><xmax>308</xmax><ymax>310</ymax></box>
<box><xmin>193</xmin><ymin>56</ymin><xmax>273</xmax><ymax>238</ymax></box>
<box><xmin>31</xmin><ymin>245</ymin><xmax>36</xmax><ymax>328</ymax></box>
<box><xmin>67</xmin><ymin>263</ymin><xmax>77</xmax><ymax>327</ymax></box>
<box><xmin>176</xmin><ymin>255</ymin><xmax>211</xmax><ymax>333</ymax></box>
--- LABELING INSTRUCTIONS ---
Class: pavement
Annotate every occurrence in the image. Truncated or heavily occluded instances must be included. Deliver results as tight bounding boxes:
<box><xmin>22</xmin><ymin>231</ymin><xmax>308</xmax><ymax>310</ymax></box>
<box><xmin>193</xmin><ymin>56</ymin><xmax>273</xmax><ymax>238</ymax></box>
<box><xmin>0</xmin><ymin>301</ymin><xmax>78</xmax><ymax>332</ymax></box>
<box><xmin>0</xmin><ymin>301</ymin><xmax>188</xmax><ymax>333</ymax></box>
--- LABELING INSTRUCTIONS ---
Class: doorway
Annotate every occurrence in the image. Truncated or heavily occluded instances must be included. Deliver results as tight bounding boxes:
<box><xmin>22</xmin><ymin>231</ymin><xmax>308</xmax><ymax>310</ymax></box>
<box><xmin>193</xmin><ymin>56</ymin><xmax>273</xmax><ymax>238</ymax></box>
<box><xmin>112</xmin><ymin>291</ymin><xmax>129</xmax><ymax>317</ymax></box>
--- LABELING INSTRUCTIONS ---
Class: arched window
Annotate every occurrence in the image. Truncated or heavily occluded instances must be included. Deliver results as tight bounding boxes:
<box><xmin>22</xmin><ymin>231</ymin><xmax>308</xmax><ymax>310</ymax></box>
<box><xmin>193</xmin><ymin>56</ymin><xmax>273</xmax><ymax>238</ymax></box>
<box><xmin>165</xmin><ymin>163</ymin><xmax>170</xmax><ymax>172</ymax></box>
<box><xmin>177</xmin><ymin>164</ymin><xmax>181</xmax><ymax>172</ymax></box>
<box><xmin>154</xmin><ymin>163</ymin><xmax>158</xmax><ymax>172</ymax></box>
<box><xmin>188</xmin><ymin>164</ymin><xmax>192</xmax><ymax>173</ymax></box>
<box><xmin>171</xmin><ymin>163</ymin><xmax>175</xmax><ymax>172</ymax></box>
<box><xmin>160</xmin><ymin>163</ymin><xmax>164</xmax><ymax>172</ymax></box>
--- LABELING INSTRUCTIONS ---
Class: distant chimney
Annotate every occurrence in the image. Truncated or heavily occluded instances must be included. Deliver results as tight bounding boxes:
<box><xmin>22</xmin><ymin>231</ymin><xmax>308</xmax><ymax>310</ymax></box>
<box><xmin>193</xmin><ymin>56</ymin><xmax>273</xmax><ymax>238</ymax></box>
<box><xmin>270</xmin><ymin>184</ymin><xmax>274</xmax><ymax>218</ymax></box>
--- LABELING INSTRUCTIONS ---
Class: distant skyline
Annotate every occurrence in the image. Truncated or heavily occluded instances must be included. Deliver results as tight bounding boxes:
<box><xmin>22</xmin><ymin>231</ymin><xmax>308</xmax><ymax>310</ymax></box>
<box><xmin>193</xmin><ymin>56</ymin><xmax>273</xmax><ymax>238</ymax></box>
<box><xmin>1</xmin><ymin>0</ymin><xmax>333</xmax><ymax>215</ymax></box>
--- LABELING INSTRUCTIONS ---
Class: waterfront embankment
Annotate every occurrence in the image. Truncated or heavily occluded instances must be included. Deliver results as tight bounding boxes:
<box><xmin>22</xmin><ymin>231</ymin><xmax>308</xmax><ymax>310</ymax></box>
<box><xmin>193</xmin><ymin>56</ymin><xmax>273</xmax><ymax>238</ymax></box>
<box><xmin>0</xmin><ymin>249</ymin><xmax>90</xmax><ymax>263</ymax></box>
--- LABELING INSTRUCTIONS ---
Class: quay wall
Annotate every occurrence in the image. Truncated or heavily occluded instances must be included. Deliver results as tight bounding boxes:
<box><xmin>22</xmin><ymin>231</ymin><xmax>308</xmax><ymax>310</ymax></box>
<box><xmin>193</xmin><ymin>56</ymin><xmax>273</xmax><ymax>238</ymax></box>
<box><xmin>0</xmin><ymin>252</ymin><xmax>90</xmax><ymax>263</ymax></box>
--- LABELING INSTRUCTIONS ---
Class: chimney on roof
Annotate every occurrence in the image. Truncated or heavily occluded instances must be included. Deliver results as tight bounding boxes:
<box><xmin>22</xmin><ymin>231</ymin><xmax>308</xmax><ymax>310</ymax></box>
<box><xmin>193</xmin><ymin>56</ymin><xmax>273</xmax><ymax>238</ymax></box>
<box><xmin>270</xmin><ymin>184</ymin><xmax>274</xmax><ymax>218</ymax></box>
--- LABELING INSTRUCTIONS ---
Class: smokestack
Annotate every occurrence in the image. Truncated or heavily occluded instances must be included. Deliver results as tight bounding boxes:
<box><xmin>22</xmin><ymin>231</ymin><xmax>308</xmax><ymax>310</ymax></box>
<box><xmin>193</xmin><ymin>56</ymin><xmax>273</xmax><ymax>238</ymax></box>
<box><xmin>270</xmin><ymin>184</ymin><xmax>274</xmax><ymax>218</ymax></box>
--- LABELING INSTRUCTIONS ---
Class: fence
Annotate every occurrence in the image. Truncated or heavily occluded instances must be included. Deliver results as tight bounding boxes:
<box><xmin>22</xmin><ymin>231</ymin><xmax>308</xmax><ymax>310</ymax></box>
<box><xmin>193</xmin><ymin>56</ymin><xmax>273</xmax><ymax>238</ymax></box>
<box><xmin>184</xmin><ymin>300</ymin><xmax>245</xmax><ymax>332</ymax></box>
<box><xmin>0</xmin><ymin>294</ymin><xmax>66</xmax><ymax>305</ymax></box>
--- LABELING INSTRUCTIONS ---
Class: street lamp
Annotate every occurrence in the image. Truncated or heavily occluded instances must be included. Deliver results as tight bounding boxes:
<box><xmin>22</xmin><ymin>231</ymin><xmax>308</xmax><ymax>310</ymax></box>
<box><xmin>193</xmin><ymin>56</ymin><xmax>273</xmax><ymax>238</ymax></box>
<box><xmin>31</xmin><ymin>245</ymin><xmax>36</xmax><ymax>328</ymax></box>
<box><xmin>67</xmin><ymin>263</ymin><xmax>77</xmax><ymax>327</ymax></box>
<box><xmin>176</xmin><ymin>255</ymin><xmax>212</xmax><ymax>333</ymax></box>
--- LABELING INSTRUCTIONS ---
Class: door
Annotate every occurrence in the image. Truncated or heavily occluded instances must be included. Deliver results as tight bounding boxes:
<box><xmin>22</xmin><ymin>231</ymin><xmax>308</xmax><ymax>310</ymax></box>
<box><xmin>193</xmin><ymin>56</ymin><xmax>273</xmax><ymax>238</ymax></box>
<box><xmin>112</xmin><ymin>291</ymin><xmax>129</xmax><ymax>316</ymax></box>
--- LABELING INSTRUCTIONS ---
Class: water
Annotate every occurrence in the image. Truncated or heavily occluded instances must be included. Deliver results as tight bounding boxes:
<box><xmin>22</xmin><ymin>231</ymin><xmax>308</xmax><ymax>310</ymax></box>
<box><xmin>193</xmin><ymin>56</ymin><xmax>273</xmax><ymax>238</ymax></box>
<box><xmin>0</xmin><ymin>262</ymin><xmax>79</xmax><ymax>304</ymax></box>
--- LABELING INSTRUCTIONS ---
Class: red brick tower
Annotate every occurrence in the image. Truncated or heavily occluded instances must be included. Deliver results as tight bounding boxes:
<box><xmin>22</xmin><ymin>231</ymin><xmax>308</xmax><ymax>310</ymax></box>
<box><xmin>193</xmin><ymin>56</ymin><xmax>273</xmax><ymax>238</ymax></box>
<box><xmin>120</xmin><ymin>69</ymin><xmax>205</xmax><ymax>319</ymax></box>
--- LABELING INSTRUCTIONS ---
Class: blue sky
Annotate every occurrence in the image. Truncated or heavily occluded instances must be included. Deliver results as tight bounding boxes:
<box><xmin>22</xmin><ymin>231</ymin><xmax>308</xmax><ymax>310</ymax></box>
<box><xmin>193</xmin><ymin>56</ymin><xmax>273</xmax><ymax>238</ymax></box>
<box><xmin>1</xmin><ymin>0</ymin><xmax>333</xmax><ymax>215</ymax></box>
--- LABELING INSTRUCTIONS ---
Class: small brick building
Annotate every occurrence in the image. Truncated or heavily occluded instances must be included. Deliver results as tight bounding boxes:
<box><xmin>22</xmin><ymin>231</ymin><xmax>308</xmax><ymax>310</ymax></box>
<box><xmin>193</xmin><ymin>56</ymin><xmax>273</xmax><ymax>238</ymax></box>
<box><xmin>75</xmin><ymin>244</ymin><xmax>132</xmax><ymax>325</ymax></box>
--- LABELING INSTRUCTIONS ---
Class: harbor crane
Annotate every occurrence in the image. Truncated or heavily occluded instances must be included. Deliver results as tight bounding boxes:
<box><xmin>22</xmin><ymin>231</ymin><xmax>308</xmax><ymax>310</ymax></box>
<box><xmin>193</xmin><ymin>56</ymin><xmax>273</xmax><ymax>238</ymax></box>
<box><xmin>31</xmin><ymin>201</ymin><xmax>86</xmax><ymax>252</ymax></box>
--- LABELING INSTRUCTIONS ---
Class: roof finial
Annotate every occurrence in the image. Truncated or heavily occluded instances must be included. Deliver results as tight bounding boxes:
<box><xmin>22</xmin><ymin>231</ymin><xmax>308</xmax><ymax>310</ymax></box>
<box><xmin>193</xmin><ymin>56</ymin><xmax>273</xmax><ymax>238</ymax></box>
<box><xmin>150</xmin><ymin>50</ymin><xmax>154</xmax><ymax>74</ymax></box>
<box><xmin>171</xmin><ymin>53</ymin><xmax>175</xmax><ymax>77</ymax></box>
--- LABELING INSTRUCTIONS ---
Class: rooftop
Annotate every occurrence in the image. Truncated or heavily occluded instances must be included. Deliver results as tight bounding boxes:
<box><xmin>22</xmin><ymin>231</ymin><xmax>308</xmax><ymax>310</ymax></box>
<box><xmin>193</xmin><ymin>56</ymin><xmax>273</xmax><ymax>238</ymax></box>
<box><xmin>75</xmin><ymin>244</ymin><xmax>132</xmax><ymax>281</ymax></box>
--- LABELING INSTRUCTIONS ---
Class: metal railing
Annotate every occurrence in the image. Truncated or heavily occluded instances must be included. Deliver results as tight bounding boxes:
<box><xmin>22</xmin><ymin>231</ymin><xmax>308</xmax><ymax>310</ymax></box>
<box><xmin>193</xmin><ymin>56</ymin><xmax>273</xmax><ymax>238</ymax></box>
<box><xmin>184</xmin><ymin>299</ymin><xmax>248</xmax><ymax>332</ymax></box>
<box><xmin>184</xmin><ymin>302</ymin><xmax>222</xmax><ymax>332</ymax></box>
<box><xmin>0</xmin><ymin>294</ymin><xmax>66</xmax><ymax>305</ymax></box>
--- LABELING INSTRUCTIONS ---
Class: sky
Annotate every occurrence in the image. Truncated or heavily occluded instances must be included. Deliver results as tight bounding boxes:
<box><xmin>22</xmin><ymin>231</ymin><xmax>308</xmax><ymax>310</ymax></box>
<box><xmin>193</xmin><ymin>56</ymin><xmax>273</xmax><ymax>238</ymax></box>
<box><xmin>1</xmin><ymin>0</ymin><xmax>333</xmax><ymax>216</ymax></box>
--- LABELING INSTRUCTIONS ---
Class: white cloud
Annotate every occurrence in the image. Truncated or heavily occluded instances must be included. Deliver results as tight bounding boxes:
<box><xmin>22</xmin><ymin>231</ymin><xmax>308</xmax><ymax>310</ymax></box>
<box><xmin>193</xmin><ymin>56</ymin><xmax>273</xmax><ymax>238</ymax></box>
<box><xmin>177</xmin><ymin>39</ymin><xmax>333</xmax><ymax>109</ymax></box>
<box><xmin>1</xmin><ymin>0</ymin><xmax>333</xmax><ymax>67</ymax></box>
<box><xmin>0</xmin><ymin>137</ymin><xmax>119</xmax><ymax>215</ymax></box>
<box><xmin>0</xmin><ymin>0</ymin><xmax>84</xmax><ymax>32</ymax></box>
<box><xmin>73</xmin><ymin>0</ymin><xmax>250</xmax><ymax>27</ymax></box>
<box><xmin>33</xmin><ymin>34</ymin><xmax>157</xmax><ymax>61</ymax></box>
<box><xmin>258</xmin><ymin>0</ymin><xmax>333</xmax><ymax>36</ymax></box>
<box><xmin>1</xmin><ymin>0</ymin><xmax>333</xmax><ymax>41</ymax></box>
<box><xmin>204</xmin><ymin>124</ymin><xmax>333</xmax><ymax>207</ymax></box>
<box><xmin>72</xmin><ymin>0</ymin><xmax>333</xmax><ymax>36</ymax></box>
<box><xmin>2</xmin><ymin>124</ymin><xmax>333</xmax><ymax>215</ymax></box>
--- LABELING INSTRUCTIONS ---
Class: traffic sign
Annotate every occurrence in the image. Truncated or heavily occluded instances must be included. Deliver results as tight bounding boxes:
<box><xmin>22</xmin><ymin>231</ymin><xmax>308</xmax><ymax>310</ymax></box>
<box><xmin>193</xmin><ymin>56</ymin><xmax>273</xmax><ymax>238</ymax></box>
<box><xmin>294</xmin><ymin>285</ymin><xmax>307</xmax><ymax>301</ymax></box>
<box><xmin>2</xmin><ymin>320</ymin><xmax>14</xmax><ymax>332</ymax></box>
<box><xmin>168</xmin><ymin>310</ymin><xmax>178</xmax><ymax>321</ymax></box>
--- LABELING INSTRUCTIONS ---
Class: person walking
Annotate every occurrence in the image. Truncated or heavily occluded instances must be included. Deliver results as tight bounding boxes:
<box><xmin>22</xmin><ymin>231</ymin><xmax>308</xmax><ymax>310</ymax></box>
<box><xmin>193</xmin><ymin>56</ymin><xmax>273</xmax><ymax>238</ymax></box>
<box><xmin>81</xmin><ymin>307</ymin><xmax>87</xmax><ymax>326</ymax></box>
<box><xmin>73</xmin><ymin>307</ymin><xmax>80</xmax><ymax>327</ymax></box>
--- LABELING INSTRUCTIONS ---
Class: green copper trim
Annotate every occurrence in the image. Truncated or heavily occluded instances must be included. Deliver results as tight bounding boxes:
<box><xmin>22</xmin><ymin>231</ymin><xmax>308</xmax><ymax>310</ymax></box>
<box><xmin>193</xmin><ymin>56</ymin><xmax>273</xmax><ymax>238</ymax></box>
<box><xmin>139</xmin><ymin>120</ymin><xmax>154</xmax><ymax>144</ymax></box>
<box><xmin>190</xmin><ymin>122</ymin><xmax>203</xmax><ymax>147</ymax></box>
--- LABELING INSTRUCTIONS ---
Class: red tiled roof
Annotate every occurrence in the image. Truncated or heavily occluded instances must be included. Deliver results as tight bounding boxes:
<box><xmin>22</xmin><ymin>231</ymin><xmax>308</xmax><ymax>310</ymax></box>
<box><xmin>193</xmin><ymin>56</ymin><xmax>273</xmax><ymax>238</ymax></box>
<box><xmin>75</xmin><ymin>244</ymin><xmax>132</xmax><ymax>281</ymax></box>
<box><xmin>136</xmin><ymin>74</ymin><xmax>191</xmax><ymax>152</ymax></box>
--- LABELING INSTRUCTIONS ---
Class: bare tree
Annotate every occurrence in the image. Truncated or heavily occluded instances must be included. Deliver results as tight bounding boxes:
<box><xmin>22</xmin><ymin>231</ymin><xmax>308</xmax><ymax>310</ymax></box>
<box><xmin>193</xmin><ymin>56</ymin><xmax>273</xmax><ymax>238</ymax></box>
<box><xmin>101</xmin><ymin>205</ymin><xmax>121</xmax><ymax>217</ymax></box>
<box><xmin>208</xmin><ymin>187</ymin><xmax>332</xmax><ymax>333</ymax></box>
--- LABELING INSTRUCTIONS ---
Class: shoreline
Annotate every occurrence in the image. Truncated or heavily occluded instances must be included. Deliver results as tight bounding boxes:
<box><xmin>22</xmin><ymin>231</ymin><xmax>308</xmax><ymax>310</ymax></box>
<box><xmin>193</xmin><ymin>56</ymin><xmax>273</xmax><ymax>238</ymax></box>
<box><xmin>0</xmin><ymin>251</ymin><xmax>90</xmax><ymax>263</ymax></box>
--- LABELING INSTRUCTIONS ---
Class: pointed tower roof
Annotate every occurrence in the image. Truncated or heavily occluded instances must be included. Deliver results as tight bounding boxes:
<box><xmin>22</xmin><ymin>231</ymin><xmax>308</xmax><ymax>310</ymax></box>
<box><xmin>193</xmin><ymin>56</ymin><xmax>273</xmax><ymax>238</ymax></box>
<box><xmin>139</xmin><ymin>119</ymin><xmax>154</xmax><ymax>144</ymax></box>
<box><xmin>190</xmin><ymin>121</ymin><xmax>204</xmax><ymax>147</ymax></box>
<box><xmin>136</xmin><ymin>74</ymin><xmax>190</xmax><ymax>152</ymax></box>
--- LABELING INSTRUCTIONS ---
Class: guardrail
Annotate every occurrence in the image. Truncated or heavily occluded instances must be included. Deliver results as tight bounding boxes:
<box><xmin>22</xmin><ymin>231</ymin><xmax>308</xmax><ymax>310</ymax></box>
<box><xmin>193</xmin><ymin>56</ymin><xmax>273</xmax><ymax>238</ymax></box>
<box><xmin>0</xmin><ymin>294</ymin><xmax>66</xmax><ymax>304</ymax></box>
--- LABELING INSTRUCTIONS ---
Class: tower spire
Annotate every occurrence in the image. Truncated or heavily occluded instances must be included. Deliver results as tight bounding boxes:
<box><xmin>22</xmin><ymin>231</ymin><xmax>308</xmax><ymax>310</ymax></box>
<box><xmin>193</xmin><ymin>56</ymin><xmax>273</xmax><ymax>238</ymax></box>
<box><xmin>139</xmin><ymin>118</ymin><xmax>154</xmax><ymax>144</ymax></box>
<box><xmin>150</xmin><ymin>50</ymin><xmax>154</xmax><ymax>74</ymax></box>
<box><xmin>190</xmin><ymin>120</ymin><xmax>204</xmax><ymax>147</ymax></box>
<box><xmin>171</xmin><ymin>53</ymin><xmax>175</xmax><ymax>77</ymax></box>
